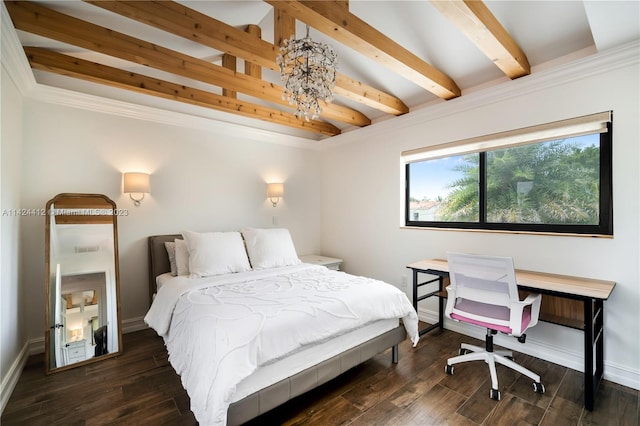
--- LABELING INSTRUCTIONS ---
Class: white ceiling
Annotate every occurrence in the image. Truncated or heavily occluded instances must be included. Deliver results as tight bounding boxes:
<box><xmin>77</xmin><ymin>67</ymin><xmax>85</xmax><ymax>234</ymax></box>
<box><xmin>11</xmin><ymin>1</ymin><xmax>640</xmax><ymax>140</ymax></box>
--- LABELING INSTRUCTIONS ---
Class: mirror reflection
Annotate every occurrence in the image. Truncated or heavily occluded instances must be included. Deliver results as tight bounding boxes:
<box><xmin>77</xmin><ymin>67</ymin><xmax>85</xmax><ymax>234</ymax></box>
<box><xmin>45</xmin><ymin>193</ymin><xmax>122</xmax><ymax>373</ymax></box>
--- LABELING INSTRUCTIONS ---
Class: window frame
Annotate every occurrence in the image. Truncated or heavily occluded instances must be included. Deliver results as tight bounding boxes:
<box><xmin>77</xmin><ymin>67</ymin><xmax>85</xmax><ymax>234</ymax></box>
<box><xmin>403</xmin><ymin>114</ymin><xmax>613</xmax><ymax>236</ymax></box>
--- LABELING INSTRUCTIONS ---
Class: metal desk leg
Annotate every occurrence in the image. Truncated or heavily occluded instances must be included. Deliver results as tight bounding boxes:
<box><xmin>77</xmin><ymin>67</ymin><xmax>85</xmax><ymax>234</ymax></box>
<box><xmin>411</xmin><ymin>269</ymin><xmax>442</xmax><ymax>336</ymax></box>
<box><xmin>584</xmin><ymin>298</ymin><xmax>594</xmax><ymax>411</ymax></box>
<box><xmin>595</xmin><ymin>299</ymin><xmax>605</xmax><ymax>389</ymax></box>
<box><xmin>438</xmin><ymin>277</ymin><xmax>444</xmax><ymax>329</ymax></box>
<box><xmin>412</xmin><ymin>269</ymin><xmax>419</xmax><ymax>312</ymax></box>
<box><xmin>588</xmin><ymin>298</ymin><xmax>605</xmax><ymax>411</ymax></box>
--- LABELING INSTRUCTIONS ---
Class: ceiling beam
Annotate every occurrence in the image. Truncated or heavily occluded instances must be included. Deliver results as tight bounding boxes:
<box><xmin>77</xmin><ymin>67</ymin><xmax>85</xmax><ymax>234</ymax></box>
<box><xmin>265</xmin><ymin>0</ymin><xmax>461</xmax><ymax>100</ymax></box>
<box><xmin>25</xmin><ymin>47</ymin><xmax>341</xmax><ymax>137</ymax></box>
<box><xmin>244</xmin><ymin>24</ymin><xmax>263</xmax><ymax>79</ymax></box>
<box><xmin>430</xmin><ymin>0</ymin><xmax>530</xmax><ymax>79</ymax></box>
<box><xmin>6</xmin><ymin>0</ymin><xmax>368</xmax><ymax>127</ymax></box>
<box><xmin>84</xmin><ymin>0</ymin><xmax>409</xmax><ymax>115</ymax></box>
<box><xmin>221</xmin><ymin>53</ymin><xmax>237</xmax><ymax>99</ymax></box>
<box><xmin>274</xmin><ymin>8</ymin><xmax>296</xmax><ymax>47</ymax></box>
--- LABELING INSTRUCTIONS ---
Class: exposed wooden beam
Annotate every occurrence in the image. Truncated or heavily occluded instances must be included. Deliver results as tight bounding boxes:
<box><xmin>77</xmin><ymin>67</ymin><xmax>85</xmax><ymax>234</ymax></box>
<box><xmin>266</xmin><ymin>0</ymin><xmax>461</xmax><ymax>100</ymax></box>
<box><xmin>274</xmin><ymin>8</ymin><xmax>296</xmax><ymax>47</ymax></box>
<box><xmin>244</xmin><ymin>24</ymin><xmax>262</xmax><ymax>79</ymax></box>
<box><xmin>84</xmin><ymin>0</ymin><xmax>408</xmax><ymax>115</ymax></box>
<box><xmin>221</xmin><ymin>54</ymin><xmax>237</xmax><ymax>98</ymax></box>
<box><xmin>270</xmin><ymin>6</ymin><xmax>407</xmax><ymax>116</ymax></box>
<box><xmin>25</xmin><ymin>47</ymin><xmax>341</xmax><ymax>137</ymax></box>
<box><xmin>6</xmin><ymin>0</ymin><xmax>368</xmax><ymax>126</ymax></box>
<box><xmin>430</xmin><ymin>0</ymin><xmax>530</xmax><ymax>79</ymax></box>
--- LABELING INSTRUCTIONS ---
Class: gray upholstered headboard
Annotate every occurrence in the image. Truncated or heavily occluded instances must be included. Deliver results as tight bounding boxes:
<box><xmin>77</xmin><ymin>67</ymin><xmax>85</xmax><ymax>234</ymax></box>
<box><xmin>148</xmin><ymin>234</ymin><xmax>182</xmax><ymax>305</ymax></box>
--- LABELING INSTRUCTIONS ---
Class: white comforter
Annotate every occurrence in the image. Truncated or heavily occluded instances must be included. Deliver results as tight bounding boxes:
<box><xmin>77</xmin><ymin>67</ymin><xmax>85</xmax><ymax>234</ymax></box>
<box><xmin>145</xmin><ymin>264</ymin><xmax>419</xmax><ymax>425</ymax></box>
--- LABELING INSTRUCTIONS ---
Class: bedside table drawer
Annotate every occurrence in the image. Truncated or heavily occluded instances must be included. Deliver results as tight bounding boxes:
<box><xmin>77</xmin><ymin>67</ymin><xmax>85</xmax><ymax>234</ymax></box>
<box><xmin>68</xmin><ymin>346</ymin><xmax>84</xmax><ymax>357</ymax></box>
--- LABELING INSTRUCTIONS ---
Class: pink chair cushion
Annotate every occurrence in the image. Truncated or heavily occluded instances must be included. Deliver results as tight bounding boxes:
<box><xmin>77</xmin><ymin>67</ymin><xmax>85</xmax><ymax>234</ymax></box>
<box><xmin>450</xmin><ymin>299</ymin><xmax>532</xmax><ymax>334</ymax></box>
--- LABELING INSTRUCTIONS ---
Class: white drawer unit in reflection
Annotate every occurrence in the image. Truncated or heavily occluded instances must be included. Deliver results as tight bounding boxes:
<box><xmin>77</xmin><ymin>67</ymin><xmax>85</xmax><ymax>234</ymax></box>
<box><xmin>65</xmin><ymin>340</ymin><xmax>87</xmax><ymax>364</ymax></box>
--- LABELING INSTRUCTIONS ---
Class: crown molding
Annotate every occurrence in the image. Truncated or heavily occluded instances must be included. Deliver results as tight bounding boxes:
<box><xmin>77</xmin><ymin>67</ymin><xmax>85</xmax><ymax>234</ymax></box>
<box><xmin>1</xmin><ymin>2</ymin><xmax>36</xmax><ymax>94</ymax></box>
<box><xmin>1</xmin><ymin>3</ymin><xmax>318</xmax><ymax>150</ymax></box>
<box><xmin>28</xmin><ymin>85</ymin><xmax>319</xmax><ymax>149</ymax></box>
<box><xmin>3</xmin><ymin>0</ymin><xmax>638</xmax><ymax>151</ymax></box>
<box><xmin>323</xmin><ymin>40</ymin><xmax>640</xmax><ymax>149</ymax></box>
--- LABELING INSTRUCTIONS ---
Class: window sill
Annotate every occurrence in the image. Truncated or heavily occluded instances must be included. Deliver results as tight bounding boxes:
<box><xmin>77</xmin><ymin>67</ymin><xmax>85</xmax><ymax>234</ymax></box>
<box><xmin>399</xmin><ymin>226</ymin><xmax>613</xmax><ymax>239</ymax></box>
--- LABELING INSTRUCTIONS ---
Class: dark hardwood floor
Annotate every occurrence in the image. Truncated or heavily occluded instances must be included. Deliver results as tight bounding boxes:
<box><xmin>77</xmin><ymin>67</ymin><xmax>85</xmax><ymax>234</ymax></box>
<box><xmin>2</xmin><ymin>326</ymin><xmax>638</xmax><ymax>425</ymax></box>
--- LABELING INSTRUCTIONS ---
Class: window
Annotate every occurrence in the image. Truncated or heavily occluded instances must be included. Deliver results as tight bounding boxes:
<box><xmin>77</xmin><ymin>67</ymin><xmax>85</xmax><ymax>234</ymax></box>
<box><xmin>403</xmin><ymin>112</ymin><xmax>613</xmax><ymax>235</ymax></box>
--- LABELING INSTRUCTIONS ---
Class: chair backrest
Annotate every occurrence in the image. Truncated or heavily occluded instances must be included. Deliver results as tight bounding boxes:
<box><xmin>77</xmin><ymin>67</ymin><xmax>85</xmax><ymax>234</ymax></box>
<box><xmin>447</xmin><ymin>252</ymin><xmax>519</xmax><ymax>307</ymax></box>
<box><xmin>446</xmin><ymin>252</ymin><xmax>541</xmax><ymax>336</ymax></box>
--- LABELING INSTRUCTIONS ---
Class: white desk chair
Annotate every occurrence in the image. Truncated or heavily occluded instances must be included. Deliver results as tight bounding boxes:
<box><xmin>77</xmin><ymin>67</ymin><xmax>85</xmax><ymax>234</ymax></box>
<box><xmin>444</xmin><ymin>252</ymin><xmax>545</xmax><ymax>400</ymax></box>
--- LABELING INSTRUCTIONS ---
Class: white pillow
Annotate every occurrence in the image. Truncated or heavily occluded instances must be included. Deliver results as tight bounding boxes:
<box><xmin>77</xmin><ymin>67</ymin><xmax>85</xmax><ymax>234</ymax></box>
<box><xmin>182</xmin><ymin>231</ymin><xmax>251</xmax><ymax>278</ymax></box>
<box><xmin>241</xmin><ymin>228</ymin><xmax>301</xmax><ymax>270</ymax></box>
<box><xmin>174</xmin><ymin>239</ymin><xmax>190</xmax><ymax>276</ymax></box>
<box><xmin>164</xmin><ymin>241</ymin><xmax>178</xmax><ymax>276</ymax></box>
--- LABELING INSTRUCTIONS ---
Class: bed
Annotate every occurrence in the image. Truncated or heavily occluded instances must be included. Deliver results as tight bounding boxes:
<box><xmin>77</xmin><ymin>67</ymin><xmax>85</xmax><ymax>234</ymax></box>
<box><xmin>145</xmin><ymin>229</ymin><xmax>419</xmax><ymax>425</ymax></box>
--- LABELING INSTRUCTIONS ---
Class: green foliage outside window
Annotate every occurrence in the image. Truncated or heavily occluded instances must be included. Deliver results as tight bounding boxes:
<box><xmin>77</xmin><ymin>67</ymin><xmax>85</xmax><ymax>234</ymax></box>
<box><xmin>406</xmin><ymin>130</ymin><xmax>611</xmax><ymax>235</ymax></box>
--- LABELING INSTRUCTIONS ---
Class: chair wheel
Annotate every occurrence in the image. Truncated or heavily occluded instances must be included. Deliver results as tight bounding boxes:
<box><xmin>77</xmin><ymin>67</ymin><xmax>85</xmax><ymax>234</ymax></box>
<box><xmin>517</xmin><ymin>334</ymin><xmax>527</xmax><ymax>343</ymax></box>
<box><xmin>533</xmin><ymin>382</ymin><xmax>545</xmax><ymax>394</ymax></box>
<box><xmin>490</xmin><ymin>388</ymin><xmax>501</xmax><ymax>400</ymax></box>
<box><xmin>445</xmin><ymin>364</ymin><xmax>454</xmax><ymax>375</ymax></box>
<box><xmin>459</xmin><ymin>348</ymin><xmax>470</xmax><ymax>355</ymax></box>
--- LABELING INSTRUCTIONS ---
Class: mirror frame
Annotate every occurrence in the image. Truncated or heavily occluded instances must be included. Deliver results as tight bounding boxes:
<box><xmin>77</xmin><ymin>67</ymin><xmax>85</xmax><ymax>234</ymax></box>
<box><xmin>44</xmin><ymin>193</ymin><xmax>123</xmax><ymax>374</ymax></box>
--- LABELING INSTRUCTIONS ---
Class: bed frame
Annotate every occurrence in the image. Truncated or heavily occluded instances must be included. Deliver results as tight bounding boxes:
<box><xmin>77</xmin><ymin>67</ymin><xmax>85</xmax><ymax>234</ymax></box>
<box><xmin>148</xmin><ymin>234</ymin><xmax>407</xmax><ymax>425</ymax></box>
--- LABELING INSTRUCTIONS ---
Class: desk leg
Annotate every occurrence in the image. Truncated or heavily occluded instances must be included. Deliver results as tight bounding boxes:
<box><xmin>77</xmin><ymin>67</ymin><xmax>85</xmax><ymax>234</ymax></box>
<box><xmin>412</xmin><ymin>269</ymin><xmax>441</xmax><ymax>336</ymax></box>
<box><xmin>584</xmin><ymin>299</ymin><xmax>594</xmax><ymax>411</ymax></box>
<box><xmin>584</xmin><ymin>299</ymin><xmax>605</xmax><ymax>411</ymax></box>
<box><xmin>584</xmin><ymin>298</ymin><xmax>605</xmax><ymax>412</ymax></box>
<box><xmin>412</xmin><ymin>269</ymin><xmax>419</xmax><ymax>312</ymax></box>
<box><xmin>438</xmin><ymin>277</ymin><xmax>444</xmax><ymax>330</ymax></box>
<box><xmin>595</xmin><ymin>299</ymin><xmax>605</xmax><ymax>391</ymax></box>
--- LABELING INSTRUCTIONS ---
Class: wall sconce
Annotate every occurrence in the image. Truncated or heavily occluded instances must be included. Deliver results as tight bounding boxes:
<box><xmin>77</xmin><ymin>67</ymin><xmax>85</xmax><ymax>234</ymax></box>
<box><xmin>267</xmin><ymin>183</ymin><xmax>284</xmax><ymax>207</ymax></box>
<box><xmin>123</xmin><ymin>172</ymin><xmax>150</xmax><ymax>206</ymax></box>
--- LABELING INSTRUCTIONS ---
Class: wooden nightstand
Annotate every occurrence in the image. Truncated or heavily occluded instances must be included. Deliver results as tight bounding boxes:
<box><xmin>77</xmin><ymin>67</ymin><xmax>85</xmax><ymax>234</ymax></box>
<box><xmin>299</xmin><ymin>254</ymin><xmax>343</xmax><ymax>271</ymax></box>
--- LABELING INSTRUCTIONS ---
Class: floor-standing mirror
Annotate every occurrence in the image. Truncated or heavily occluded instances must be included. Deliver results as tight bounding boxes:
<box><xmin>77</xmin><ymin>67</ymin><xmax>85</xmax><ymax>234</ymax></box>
<box><xmin>44</xmin><ymin>193</ymin><xmax>122</xmax><ymax>373</ymax></box>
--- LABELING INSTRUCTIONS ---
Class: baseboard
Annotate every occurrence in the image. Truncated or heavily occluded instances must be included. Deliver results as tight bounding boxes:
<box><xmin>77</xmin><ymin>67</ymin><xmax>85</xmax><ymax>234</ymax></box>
<box><xmin>418</xmin><ymin>308</ymin><xmax>640</xmax><ymax>391</ymax></box>
<box><xmin>121</xmin><ymin>316</ymin><xmax>148</xmax><ymax>334</ymax></box>
<box><xmin>29</xmin><ymin>337</ymin><xmax>45</xmax><ymax>355</ymax></box>
<box><xmin>0</xmin><ymin>341</ymin><xmax>30</xmax><ymax>414</ymax></box>
<box><xmin>25</xmin><ymin>317</ymin><xmax>149</xmax><ymax>358</ymax></box>
<box><xmin>2</xmin><ymin>318</ymin><xmax>149</xmax><ymax>415</ymax></box>
<box><xmin>5</xmin><ymin>309</ymin><xmax>636</xmax><ymax>418</ymax></box>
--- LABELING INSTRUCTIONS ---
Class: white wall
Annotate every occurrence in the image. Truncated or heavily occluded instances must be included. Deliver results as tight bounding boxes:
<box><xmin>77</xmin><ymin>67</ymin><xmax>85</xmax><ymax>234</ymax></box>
<box><xmin>320</xmin><ymin>45</ymin><xmax>640</xmax><ymax>388</ymax></box>
<box><xmin>1</xmin><ymin>65</ymin><xmax>26</xmax><ymax>409</ymax></box>
<box><xmin>2</xmin><ymin>20</ymin><xmax>637</xmax><ymax>409</ymax></box>
<box><xmin>19</xmin><ymin>102</ymin><xmax>323</xmax><ymax>339</ymax></box>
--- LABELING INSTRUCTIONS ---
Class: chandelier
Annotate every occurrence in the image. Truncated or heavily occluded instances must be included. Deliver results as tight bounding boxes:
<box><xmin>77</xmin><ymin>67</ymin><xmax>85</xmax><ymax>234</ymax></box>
<box><xmin>277</xmin><ymin>25</ymin><xmax>338</xmax><ymax>121</ymax></box>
